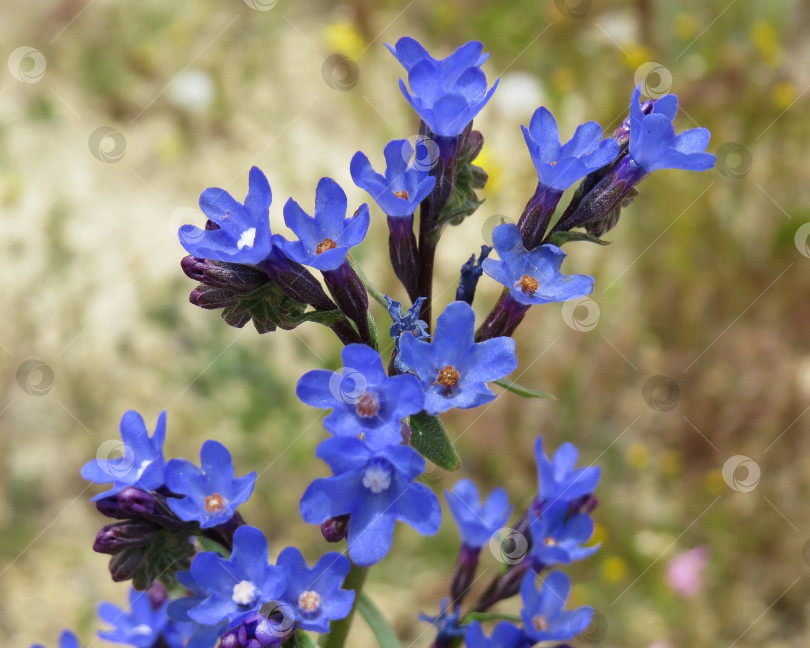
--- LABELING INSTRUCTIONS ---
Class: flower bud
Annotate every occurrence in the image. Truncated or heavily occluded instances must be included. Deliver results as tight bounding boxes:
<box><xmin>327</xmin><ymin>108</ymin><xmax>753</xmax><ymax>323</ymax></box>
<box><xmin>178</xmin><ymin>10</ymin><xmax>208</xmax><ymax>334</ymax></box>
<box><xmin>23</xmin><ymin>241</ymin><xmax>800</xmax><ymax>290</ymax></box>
<box><xmin>94</xmin><ymin>520</ymin><xmax>160</xmax><ymax>554</ymax></box>
<box><xmin>321</xmin><ymin>515</ymin><xmax>350</xmax><ymax>543</ymax></box>
<box><xmin>117</xmin><ymin>487</ymin><xmax>156</xmax><ymax>518</ymax></box>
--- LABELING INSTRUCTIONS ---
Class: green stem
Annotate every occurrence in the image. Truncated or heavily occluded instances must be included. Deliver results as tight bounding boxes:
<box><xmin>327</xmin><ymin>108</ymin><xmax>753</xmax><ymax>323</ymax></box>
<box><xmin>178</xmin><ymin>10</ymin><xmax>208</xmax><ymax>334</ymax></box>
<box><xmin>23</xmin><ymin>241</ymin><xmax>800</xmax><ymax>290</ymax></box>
<box><xmin>319</xmin><ymin>563</ymin><xmax>369</xmax><ymax>648</ymax></box>
<box><xmin>349</xmin><ymin>255</ymin><xmax>388</xmax><ymax>308</ymax></box>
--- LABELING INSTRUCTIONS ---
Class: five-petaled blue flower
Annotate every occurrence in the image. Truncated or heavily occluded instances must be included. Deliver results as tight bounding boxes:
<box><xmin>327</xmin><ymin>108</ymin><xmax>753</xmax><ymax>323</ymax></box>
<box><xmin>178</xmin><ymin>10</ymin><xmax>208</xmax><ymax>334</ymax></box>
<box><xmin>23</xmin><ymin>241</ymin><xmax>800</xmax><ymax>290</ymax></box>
<box><xmin>445</xmin><ymin>479</ymin><xmax>513</xmax><ymax>549</ymax></box>
<box><xmin>522</xmin><ymin>107</ymin><xmax>619</xmax><ymax>191</ymax></box>
<box><xmin>628</xmin><ymin>85</ymin><xmax>715</xmax><ymax>173</ymax></box>
<box><xmin>534</xmin><ymin>437</ymin><xmax>601</xmax><ymax>506</ymax></box>
<box><xmin>97</xmin><ymin>587</ymin><xmax>186</xmax><ymax>648</ymax></box>
<box><xmin>31</xmin><ymin>630</ymin><xmax>82</xmax><ymax>648</ymax></box>
<box><xmin>388</xmin><ymin>37</ymin><xmax>499</xmax><ymax>137</ymax></box>
<box><xmin>165</xmin><ymin>440</ymin><xmax>256</xmax><ymax>528</ymax></box>
<box><xmin>300</xmin><ymin>436</ymin><xmax>441</xmax><ymax>566</ymax></box>
<box><xmin>351</xmin><ymin>139</ymin><xmax>437</xmax><ymax>217</ymax></box>
<box><xmin>398</xmin><ymin>301</ymin><xmax>518</xmax><ymax>415</ymax></box>
<box><xmin>185</xmin><ymin>525</ymin><xmax>289</xmax><ymax>626</ymax></box>
<box><xmin>527</xmin><ymin>503</ymin><xmax>599</xmax><ymax>567</ymax></box>
<box><xmin>275</xmin><ymin>546</ymin><xmax>355</xmax><ymax>633</ymax></box>
<box><xmin>464</xmin><ymin>621</ymin><xmax>526</xmax><ymax>648</ymax></box>
<box><xmin>179</xmin><ymin>166</ymin><xmax>274</xmax><ymax>266</ymax></box>
<box><xmin>297</xmin><ymin>343</ymin><xmax>425</xmax><ymax>448</ymax></box>
<box><xmin>278</xmin><ymin>177</ymin><xmax>369</xmax><ymax>271</ymax></box>
<box><xmin>81</xmin><ymin>410</ymin><xmax>167</xmax><ymax>501</ymax></box>
<box><xmin>520</xmin><ymin>571</ymin><xmax>593</xmax><ymax>643</ymax></box>
<box><xmin>482</xmin><ymin>223</ymin><xmax>594</xmax><ymax>306</ymax></box>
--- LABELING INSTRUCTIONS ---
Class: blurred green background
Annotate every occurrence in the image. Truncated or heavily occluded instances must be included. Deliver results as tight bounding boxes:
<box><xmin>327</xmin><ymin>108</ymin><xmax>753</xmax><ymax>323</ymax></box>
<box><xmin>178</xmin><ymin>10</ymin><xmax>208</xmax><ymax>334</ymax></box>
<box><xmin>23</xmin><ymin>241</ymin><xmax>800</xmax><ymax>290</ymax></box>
<box><xmin>1</xmin><ymin>0</ymin><xmax>809</xmax><ymax>646</ymax></box>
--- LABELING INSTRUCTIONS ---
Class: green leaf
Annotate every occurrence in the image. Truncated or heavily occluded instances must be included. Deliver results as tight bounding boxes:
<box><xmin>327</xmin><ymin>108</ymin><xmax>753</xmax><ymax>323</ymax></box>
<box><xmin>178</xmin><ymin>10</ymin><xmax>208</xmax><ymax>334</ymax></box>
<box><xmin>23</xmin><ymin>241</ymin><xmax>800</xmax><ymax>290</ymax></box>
<box><xmin>357</xmin><ymin>592</ymin><xmax>404</xmax><ymax>648</ymax></box>
<box><xmin>494</xmin><ymin>378</ymin><xmax>556</xmax><ymax>400</ymax></box>
<box><xmin>290</xmin><ymin>630</ymin><xmax>318</xmax><ymax>648</ymax></box>
<box><xmin>547</xmin><ymin>231</ymin><xmax>611</xmax><ymax>247</ymax></box>
<box><xmin>409</xmin><ymin>412</ymin><xmax>461</xmax><ymax>471</ymax></box>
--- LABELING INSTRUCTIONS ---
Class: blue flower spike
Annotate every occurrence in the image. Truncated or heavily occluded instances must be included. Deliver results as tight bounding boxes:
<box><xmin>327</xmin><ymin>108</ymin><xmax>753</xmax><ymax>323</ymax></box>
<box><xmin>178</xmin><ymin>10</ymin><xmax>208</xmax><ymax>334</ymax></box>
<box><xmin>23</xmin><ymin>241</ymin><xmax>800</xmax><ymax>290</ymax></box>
<box><xmin>520</xmin><ymin>571</ymin><xmax>593</xmax><ymax>643</ymax></box>
<box><xmin>97</xmin><ymin>587</ymin><xmax>173</xmax><ymax>648</ymax></box>
<box><xmin>351</xmin><ymin>139</ymin><xmax>437</xmax><ymax>217</ymax></box>
<box><xmin>535</xmin><ymin>437</ymin><xmax>601</xmax><ymax>505</ymax></box>
<box><xmin>528</xmin><ymin>503</ymin><xmax>599</xmax><ymax>568</ymax></box>
<box><xmin>483</xmin><ymin>223</ymin><xmax>594</xmax><ymax>306</ymax></box>
<box><xmin>276</xmin><ymin>547</ymin><xmax>355</xmax><ymax>633</ymax></box>
<box><xmin>300</xmin><ymin>437</ymin><xmax>441</xmax><ymax>566</ymax></box>
<box><xmin>297</xmin><ymin>343</ymin><xmax>425</xmax><ymax>448</ymax></box>
<box><xmin>179</xmin><ymin>166</ymin><xmax>274</xmax><ymax>266</ymax></box>
<box><xmin>30</xmin><ymin>630</ymin><xmax>82</xmax><ymax>648</ymax></box>
<box><xmin>445</xmin><ymin>479</ymin><xmax>512</xmax><ymax>549</ymax></box>
<box><xmin>165</xmin><ymin>440</ymin><xmax>256</xmax><ymax>529</ymax></box>
<box><xmin>388</xmin><ymin>37</ymin><xmax>499</xmax><ymax>138</ymax></box>
<box><xmin>81</xmin><ymin>410</ymin><xmax>167</xmax><ymax>501</ymax></box>
<box><xmin>279</xmin><ymin>177</ymin><xmax>370</xmax><ymax>272</ymax></box>
<box><xmin>523</xmin><ymin>107</ymin><xmax>620</xmax><ymax>191</ymax></box>
<box><xmin>398</xmin><ymin>301</ymin><xmax>518</xmax><ymax>415</ymax></box>
<box><xmin>185</xmin><ymin>525</ymin><xmax>289</xmax><ymax>627</ymax></box>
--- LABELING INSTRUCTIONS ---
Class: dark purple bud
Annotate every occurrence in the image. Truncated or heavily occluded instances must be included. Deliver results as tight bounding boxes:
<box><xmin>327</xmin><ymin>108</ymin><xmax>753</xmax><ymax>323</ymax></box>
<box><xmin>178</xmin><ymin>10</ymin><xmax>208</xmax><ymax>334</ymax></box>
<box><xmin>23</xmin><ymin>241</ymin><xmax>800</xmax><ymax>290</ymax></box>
<box><xmin>322</xmin><ymin>261</ymin><xmax>371</xmax><ymax>345</ymax></box>
<box><xmin>387</xmin><ymin>215</ymin><xmax>421</xmax><ymax>302</ymax></box>
<box><xmin>518</xmin><ymin>183</ymin><xmax>564</xmax><ymax>250</ymax></box>
<box><xmin>321</xmin><ymin>514</ymin><xmax>350</xmax><ymax>543</ymax></box>
<box><xmin>218</xmin><ymin>629</ymin><xmax>240</xmax><ymax>648</ymax></box>
<box><xmin>450</xmin><ymin>543</ymin><xmax>481</xmax><ymax>607</ymax></box>
<box><xmin>258</xmin><ymin>250</ymin><xmax>336</xmax><ymax>312</ymax></box>
<box><xmin>109</xmin><ymin>547</ymin><xmax>146</xmax><ymax>582</ymax></box>
<box><xmin>191</xmin><ymin>286</ymin><xmax>239</xmax><ymax>310</ymax></box>
<box><xmin>475</xmin><ymin>292</ymin><xmax>530</xmax><ymax>341</ymax></box>
<box><xmin>455</xmin><ymin>245</ymin><xmax>491</xmax><ymax>305</ymax></box>
<box><xmin>117</xmin><ymin>487</ymin><xmax>156</xmax><ymax>518</ymax></box>
<box><xmin>94</xmin><ymin>520</ymin><xmax>160</xmax><ymax>554</ymax></box>
<box><xmin>181</xmin><ymin>255</ymin><xmax>209</xmax><ymax>282</ymax></box>
<box><xmin>96</xmin><ymin>495</ymin><xmax>129</xmax><ymax>520</ymax></box>
<box><xmin>462</xmin><ymin>129</ymin><xmax>484</xmax><ymax>162</ymax></box>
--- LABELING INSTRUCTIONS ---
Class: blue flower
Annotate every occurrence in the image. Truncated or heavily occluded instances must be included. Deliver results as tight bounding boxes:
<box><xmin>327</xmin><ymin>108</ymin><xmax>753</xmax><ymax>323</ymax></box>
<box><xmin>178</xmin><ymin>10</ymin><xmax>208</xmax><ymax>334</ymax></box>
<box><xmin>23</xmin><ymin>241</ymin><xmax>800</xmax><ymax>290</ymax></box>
<box><xmin>81</xmin><ymin>410</ymin><xmax>167</xmax><ymax>501</ymax></box>
<box><xmin>165</xmin><ymin>440</ymin><xmax>256</xmax><ymax>529</ymax></box>
<box><xmin>520</xmin><ymin>571</ymin><xmax>593</xmax><ymax>643</ymax></box>
<box><xmin>398</xmin><ymin>301</ymin><xmax>518</xmax><ymax>415</ymax></box>
<box><xmin>420</xmin><ymin>599</ymin><xmax>465</xmax><ymax>642</ymax></box>
<box><xmin>388</xmin><ymin>37</ymin><xmax>499</xmax><ymax>137</ymax></box>
<box><xmin>167</xmin><ymin>572</ymin><xmax>227</xmax><ymax>648</ymax></box>
<box><xmin>296</xmin><ymin>343</ymin><xmax>425</xmax><ymax>448</ymax></box>
<box><xmin>97</xmin><ymin>587</ymin><xmax>174</xmax><ymax>648</ymax></box>
<box><xmin>464</xmin><ymin>621</ymin><xmax>527</xmax><ymax>648</ymax></box>
<box><xmin>350</xmin><ymin>139</ymin><xmax>437</xmax><ymax>217</ymax></box>
<box><xmin>482</xmin><ymin>223</ymin><xmax>594</xmax><ymax>306</ymax></box>
<box><xmin>534</xmin><ymin>437</ymin><xmax>601</xmax><ymax>505</ymax></box>
<box><xmin>522</xmin><ymin>107</ymin><xmax>619</xmax><ymax>191</ymax></box>
<box><xmin>445</xmin><ymin>479</ymin><xmax>512</xmax><ymax>549</ymax></box>
<box><xmin>31</xmin><ymin>630</ymin><xmax>81</xmax><ymax>648</ymax></box>
<box><xmin>528</xmin><ymin>503</ymin><xmax>599</xmax><ymax>567</ymax></box>
<box><xmin>628</xmin><ymin>85</ymin><xmax>715</xmax><ymax>173</ymax></box>
<box><xmin>278</xmin><ymin>177</ymin><xmax>369</xmax><ymax>271</ymax></box>
<box><xmin>185</xmin><ymin>525</ymin><xmax>289</xmax><ymax>626</ymax></box>
<box><xmin>276</xmin><ymin>547</ymin><xmax>355</xmax><ymax>633</ymax></box>
<box><xmin>386</xmin><ymin>295</ymin><xmax>430</xmax><ymax>341</ymax></box>
<box><xmin>179</xmin><ymin>166</ymin><xmax>274</xmax><ymax>265</ymax></box>
<box><xmin>300</xmin><ymin>437</ymin><xmax>441</xmax><ymax>566</ymax></box>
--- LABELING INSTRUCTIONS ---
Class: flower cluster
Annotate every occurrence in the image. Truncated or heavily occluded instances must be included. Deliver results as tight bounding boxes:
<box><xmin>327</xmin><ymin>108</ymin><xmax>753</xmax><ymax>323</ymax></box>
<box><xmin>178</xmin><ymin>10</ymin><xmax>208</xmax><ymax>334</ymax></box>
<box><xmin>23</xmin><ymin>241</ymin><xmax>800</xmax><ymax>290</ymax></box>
<box><xmin>38</xmin><ymin>34</ymin><xmax>716</xmax><ymax>648</ymax></box>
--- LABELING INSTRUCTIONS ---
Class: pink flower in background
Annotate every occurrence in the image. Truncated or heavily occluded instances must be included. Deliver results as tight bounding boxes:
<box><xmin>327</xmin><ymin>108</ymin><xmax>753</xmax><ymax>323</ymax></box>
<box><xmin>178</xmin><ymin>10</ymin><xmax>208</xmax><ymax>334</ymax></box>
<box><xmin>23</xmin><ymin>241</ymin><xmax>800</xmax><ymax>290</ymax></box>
<box><xmin>666</xmin><ymin>545</ymin><xmax>709</xmax><ymax>597</ymax></box>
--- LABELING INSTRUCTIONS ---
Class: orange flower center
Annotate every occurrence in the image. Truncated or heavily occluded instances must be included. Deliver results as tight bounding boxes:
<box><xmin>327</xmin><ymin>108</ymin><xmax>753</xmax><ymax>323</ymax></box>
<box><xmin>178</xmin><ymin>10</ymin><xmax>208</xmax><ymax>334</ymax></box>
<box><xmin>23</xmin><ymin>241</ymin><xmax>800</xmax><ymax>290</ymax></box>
<box><xmin>355</xmin><ymin>392</ymin><xmax>380</xmax><ymax>418</ymax></box>
<box><xmin>316</xmin><ymin>238</ymin><xmax>337</xmax><ymax>254</ymax></box>
<box><xmin>435</xmin><ymin>365</ymin><xmax>460</xmax><ymax>389</ymax></box>
<box><xmin>205</xmin><ymin>493</ymin><xmax>226</xmax><ymax>513</ymax></box>
<box><xmin>519</xmin><ymin>274</ymin><xmax>539</xmax><ymax>296</ymax></box>
<box><xmin>393</xmin><ymin>189</ymin><xmax>410</xmax><ymax>200</ymax></box>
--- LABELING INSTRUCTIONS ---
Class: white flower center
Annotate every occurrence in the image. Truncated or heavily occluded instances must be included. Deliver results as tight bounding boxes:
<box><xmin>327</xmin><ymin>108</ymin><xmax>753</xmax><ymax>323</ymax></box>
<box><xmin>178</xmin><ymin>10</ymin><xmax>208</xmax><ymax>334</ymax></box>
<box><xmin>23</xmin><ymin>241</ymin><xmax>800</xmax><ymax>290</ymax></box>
<box><xmin>298</xmin><ymin>590</ymin><xmax>322</xmax><ymax>614</ymax></box>
<box><xmin>134</xmin><ymin>459</ymin><xmax>151</xmax><ymax>479</ymax></box>
<box><xmin>232</xmin><ymin>580</ymin><xmax>258</xmax><ymax>606</ymax></box>
<box><xmin>237</xmin><ymin>227</ymin><xmax>257</xmax><ymax>250</ymax></box>
<box><xmin>362</xmin><ymin>462</ymin><xmax>392</xmax><ymax>493</ymax></box>
<box><xmin>132</xmin><ymin>624</ymin><xmax>152</xmax><ymax>636</ymax></box>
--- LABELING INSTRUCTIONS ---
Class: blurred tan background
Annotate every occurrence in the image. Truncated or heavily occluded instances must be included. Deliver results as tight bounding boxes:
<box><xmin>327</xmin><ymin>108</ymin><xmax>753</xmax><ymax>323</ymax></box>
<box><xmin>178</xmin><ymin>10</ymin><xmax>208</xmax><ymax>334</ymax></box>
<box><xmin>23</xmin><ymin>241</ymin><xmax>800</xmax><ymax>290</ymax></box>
<box><xmin>2</xmin><ymin>0</ymin><xmax>810</xmax><ymax>646</ymax></box>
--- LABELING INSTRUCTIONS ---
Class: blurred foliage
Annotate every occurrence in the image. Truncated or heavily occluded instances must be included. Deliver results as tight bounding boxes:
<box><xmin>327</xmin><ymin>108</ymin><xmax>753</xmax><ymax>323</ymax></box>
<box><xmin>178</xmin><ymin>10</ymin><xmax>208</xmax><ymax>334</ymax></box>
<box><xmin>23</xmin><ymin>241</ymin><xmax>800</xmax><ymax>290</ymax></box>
<box><xmin>2</xmin><ymin>1</ymin><xmax>810</xmax><ymax>647</ymax></box>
